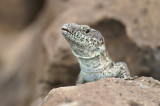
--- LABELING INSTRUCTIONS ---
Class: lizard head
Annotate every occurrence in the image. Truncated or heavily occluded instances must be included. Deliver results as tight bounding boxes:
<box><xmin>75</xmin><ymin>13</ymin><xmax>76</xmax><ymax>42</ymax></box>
<box><xmin>61</xmin><ymin>23</ymin><xmax>105</xmax><ymax>59</ymax></box>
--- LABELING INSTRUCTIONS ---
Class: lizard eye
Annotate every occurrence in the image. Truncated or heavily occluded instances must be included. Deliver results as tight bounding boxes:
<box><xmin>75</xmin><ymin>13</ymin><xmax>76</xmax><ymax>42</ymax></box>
<box><xmin>86</xmin><ymin>28</ymin><xmax>90</xmax><ymax>33</ymax></box>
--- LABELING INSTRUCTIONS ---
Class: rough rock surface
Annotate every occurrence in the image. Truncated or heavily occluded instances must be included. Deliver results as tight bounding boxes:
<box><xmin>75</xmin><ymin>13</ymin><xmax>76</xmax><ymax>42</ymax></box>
<box><xmin>41</xmin><ymin>77</ymin><xmax>160</xmax><ymax>106</ymax></box>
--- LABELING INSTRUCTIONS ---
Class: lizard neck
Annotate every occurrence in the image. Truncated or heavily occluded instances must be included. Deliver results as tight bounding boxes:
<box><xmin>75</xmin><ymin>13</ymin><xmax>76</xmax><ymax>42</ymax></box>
<box><xmin>76</xmin><ymin>51</ymin><xmax>113</xmax><ymax>71</ymax></box>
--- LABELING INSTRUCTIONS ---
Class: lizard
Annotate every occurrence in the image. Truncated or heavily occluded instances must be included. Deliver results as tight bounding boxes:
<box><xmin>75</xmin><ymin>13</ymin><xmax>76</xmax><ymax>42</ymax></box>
<box><xmin>61</xmin><ymin>23</ymin><xmax>137</xmax><ymax>85</ymax></box>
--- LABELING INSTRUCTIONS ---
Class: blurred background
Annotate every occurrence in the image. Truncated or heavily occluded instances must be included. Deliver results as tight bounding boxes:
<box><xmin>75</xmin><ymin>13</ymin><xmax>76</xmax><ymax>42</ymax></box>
<box><xmin>0</xmin><ymin>0</ymin><xmax>160</xmax><ymax>106</ymax></box>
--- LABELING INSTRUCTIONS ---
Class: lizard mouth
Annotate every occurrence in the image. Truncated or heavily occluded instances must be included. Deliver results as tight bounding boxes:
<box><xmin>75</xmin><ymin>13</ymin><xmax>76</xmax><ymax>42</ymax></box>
<box><xmin>62</xmin><ymin>28</ymin><xmax>72</xmax><ymax>34</ymax></box>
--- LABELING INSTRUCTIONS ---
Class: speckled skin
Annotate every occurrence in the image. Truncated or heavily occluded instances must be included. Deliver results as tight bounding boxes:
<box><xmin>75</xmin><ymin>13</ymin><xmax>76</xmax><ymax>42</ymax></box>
<box><xmin>61</xmin><ymin>23</ymin><xmax>136</xmax><ymax>85</ymax></box>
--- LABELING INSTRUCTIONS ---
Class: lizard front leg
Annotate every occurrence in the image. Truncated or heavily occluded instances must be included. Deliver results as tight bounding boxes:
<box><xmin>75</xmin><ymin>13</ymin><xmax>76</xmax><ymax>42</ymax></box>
<box><xmin>120</xmin><ymin>71</ymin><xmax>138</xmax><ymax>80</ymax></box>
<box><xmin>116</xmin><ymin>62</ymin><xmax>138</xmax><ymax>80</ymax></box>
<box><xmin>76</xmin><ymin>73</ymin><xmax>85</xmax><ymax>85</ymax></box>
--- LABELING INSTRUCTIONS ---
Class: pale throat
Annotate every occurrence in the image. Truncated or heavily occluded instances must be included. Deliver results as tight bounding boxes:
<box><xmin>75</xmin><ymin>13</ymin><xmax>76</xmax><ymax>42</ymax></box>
<box><xmin>76</xmin><ymin>51</ymin><xmax>113</xmax><ymax>71</ymax></box>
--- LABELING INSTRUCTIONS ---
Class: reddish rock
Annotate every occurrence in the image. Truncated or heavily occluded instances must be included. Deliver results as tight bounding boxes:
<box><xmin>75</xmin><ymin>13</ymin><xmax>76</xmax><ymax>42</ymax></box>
<box><xmin>41</xmin><ymin>77</ymin><xmax>160</xmax><ymax>106</ymax></box>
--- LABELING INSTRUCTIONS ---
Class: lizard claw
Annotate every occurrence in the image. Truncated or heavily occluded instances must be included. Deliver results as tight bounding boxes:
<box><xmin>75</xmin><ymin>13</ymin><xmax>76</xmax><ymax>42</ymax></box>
<box><xmin>124</xmin><ymin>76</ymin><xmax>138</xmax><ymax>80</ymax></box>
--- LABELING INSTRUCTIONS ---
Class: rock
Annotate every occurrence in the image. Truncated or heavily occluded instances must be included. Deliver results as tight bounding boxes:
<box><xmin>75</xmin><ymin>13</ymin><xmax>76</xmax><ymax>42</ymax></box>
<box><xmin>40</xmin><ymin>77</ymin><xmax>160</xmax><ymax>106</ymax></box>
<box><xmin>0</xmin><ymin>1</ymin><xmax>47</xmax><ymax>106</ymax></box>
<box><xmin>0</xmin><ymin>17</ymin><xmax>48</xmax><ymax>106</ymax></box>
<box><xmin>0</xmin><ymin>0</ymin><xmax>44</xmax><ymax>31</ymax></box>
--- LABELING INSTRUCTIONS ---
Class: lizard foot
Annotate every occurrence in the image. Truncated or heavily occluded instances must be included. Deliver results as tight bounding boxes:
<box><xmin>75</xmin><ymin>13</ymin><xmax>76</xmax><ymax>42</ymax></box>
<box><xmin>124</xmin><ymin>76</ymin><xmax>138</xmax><ymax>80</ymax></box>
